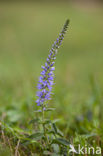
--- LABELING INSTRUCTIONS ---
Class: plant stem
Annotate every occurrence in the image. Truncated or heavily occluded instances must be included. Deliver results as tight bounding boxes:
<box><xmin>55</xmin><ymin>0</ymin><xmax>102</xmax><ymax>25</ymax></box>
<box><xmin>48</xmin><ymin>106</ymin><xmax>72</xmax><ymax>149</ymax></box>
<box><xmin>41</xmin><ymin>105</ymin><xmax>49</xmax><ymax>146</ymax></box>
<box><xmin>42</xmin><ymin>105</ymin><xmax>45</xmax><ymax>133</ymax></box>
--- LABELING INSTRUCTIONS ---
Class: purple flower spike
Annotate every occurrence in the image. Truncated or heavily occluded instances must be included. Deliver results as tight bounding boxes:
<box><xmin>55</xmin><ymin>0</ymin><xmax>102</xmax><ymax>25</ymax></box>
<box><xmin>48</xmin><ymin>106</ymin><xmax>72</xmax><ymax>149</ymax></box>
<box><xmin>36</xmin><ymin>20</ymin><xmax>69</xmax><ymax>108</ymax></box>
<box><xmin>45</xmin><ymin>62</ymin><xmax>48</xmax><ymax>67</ymax></box>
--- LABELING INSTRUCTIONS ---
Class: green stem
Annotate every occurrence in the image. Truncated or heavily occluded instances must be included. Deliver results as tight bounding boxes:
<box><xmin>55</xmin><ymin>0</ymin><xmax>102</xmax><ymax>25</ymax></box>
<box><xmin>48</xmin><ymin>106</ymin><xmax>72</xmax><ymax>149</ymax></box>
<box><xmin>42</xmin><ymin>105</ymin><xmax>49</xmax><ymax>146</ymax></box>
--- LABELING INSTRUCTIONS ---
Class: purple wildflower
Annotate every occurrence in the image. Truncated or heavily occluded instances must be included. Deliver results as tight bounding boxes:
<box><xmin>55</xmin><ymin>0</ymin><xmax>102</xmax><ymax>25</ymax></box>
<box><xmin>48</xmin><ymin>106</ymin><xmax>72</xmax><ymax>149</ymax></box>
<box><xmin>36</xmin><ymin>19</ymin><xmax>69</xmax><ymax>108</ymax></box>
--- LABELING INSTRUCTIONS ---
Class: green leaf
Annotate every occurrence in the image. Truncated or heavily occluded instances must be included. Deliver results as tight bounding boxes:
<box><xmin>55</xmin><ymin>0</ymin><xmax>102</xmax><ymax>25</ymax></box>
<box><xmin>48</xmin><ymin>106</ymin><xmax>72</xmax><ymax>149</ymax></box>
<box><xmin>43</xmin><ymin>119</ymin><xmax>51</xmax><ymax>125</ymax></box>
<box><xmin>52</xmin><ymin>123</ymin><xmax>64</xmax><ymax>137</ymax></box>
<box><xmin>57</xmin><ymin>129</ymin><xmax>64</xmax><ymax>137</ymax></box>
<box><xmin>51</xmin><ymin>144</ymin><xmax>60</xmax><ymax>153</ymax></box>
<box><xmin>52</xmin><ymin>138</ymin><xmax>69</xmax><ymax>146</ymax></box>
<box><xmin>47</xmin><ymin>130</ymin><xmax>55</xmax><ymax>135</ymax></box>
<box><xmin>82</xmin><ymin>133</ymin><xmax>97</xmax><ymax>139</ymax></box>
<box><xmin>7</xmin><ymin>110</ymin><xmax>22</xmax><ymax>123</ymax></box>
<box><xmin>45</xmin><ymin>108</ymin><xmax>55</xmax><ymax>112</ymax></box>
<box><xmin>22</xmin><ymin>140</ymin><xmax>37</xmax><ymax>146</ymax></box>
<box><xmin>29</xmin><ymin>118</ymin><xmax>40</xmax><ymax>124</ymax></box>
<box><xmin>43</xmin><ymin>151</ymin><xmax>51</xmax><ymax>155</ymax></box>
<box><xmin>52</xmin><ymin>123</ymin><xmax>58</xmax><ymax>134</ymax></box>
<box><xmin>38</xmin><ymin>119</ymin><xmax>51</xmax><ymax>125</ymax></box>
<box><xmin>28</xmin><ymin>132</ymin><xmax>44</xmax><ymax>140</ymax></box>
<box><xmin>52</xmin><ymin>119</ymin><xmax>60</xmax><ymax>123</ymax></box>
<box><xmin>34</xmin><ymin>110</ymin><xmax>42</xmax><ymax>113</ymax></box>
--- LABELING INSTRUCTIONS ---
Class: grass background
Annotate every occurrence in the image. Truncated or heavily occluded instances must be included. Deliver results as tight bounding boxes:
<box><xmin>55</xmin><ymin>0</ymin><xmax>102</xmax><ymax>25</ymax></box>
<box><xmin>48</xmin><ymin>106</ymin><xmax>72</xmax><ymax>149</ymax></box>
<box><xmin>0</xmin><ymin>1</ymin><xmax>103</xmax><ymax>155</ymax></box>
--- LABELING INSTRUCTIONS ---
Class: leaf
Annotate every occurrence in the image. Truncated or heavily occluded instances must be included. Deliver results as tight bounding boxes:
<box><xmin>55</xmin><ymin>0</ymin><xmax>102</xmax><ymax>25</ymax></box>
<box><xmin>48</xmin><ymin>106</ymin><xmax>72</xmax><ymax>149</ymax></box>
<box><xmin>43</xmin><ymin>119</ymin><xmax>51</xmax><ymax>125</ymax></box>
<box><xmin>57</xmin><ymin>129</ymin><xmax>64</xmax><ymax>137</ymax></box>
<box><xmin>43</xmin><ymin>151</ymin><xmax>52</xmax><ymax>155</ymax></box>
<box><xmin>52</xmin><ymin>119</ymin><xmax>60</xmax><ymax>123</ymax></box>
<box><xmin>29</xmin><ymin>118</ymin><xmax>40</xmax><ymax>124</ymax></box>
<box><xmin>45</xmin><ymin>108</ymin><xmax>55</xmax><ymax>112</ymax></box>
<box><xmin>52</xmin><ymin>123</ymin><xmax>64</xmax><ymax>137</ymax></box>
<box><xmin>51</xmin><ymin>144</ymin><xmax>60</xmax><ymax>153</ymax></box>
<box><xmin>34</xmin><ymin>110</ymin><xmax>42</xmax><ymax>113</ymax></box>
<box><xmin>13</xmin><ymin>127</ymin><xmax>28</xmax><ymax>135</ymax></box>
<box><xmin>28</xmin><ymin>132</ymin><xmax>44</xmax><ymax>140</ymax></box>
<box><xmin>22</xmin><ymin>140</ymin><xmax>37</xmax><ymax>146</ymax></box>
<box><xmin>7</xmin><ymin>110</ymin><xmax>22</xmax><ymax>123</ymax></box>
<box><xmin>47</xmin><ymin>130</ymin><xmax>55</xmax><ymax>135</ymax></box>
<box><xmin>42</xmin><ymin>119</ymin><xmax>60</xmax><ymax>126</ymax></box>
<box><xmin>52</xmin><ymin>123</ymin><xmax>58</xmax><ymax>134</ymax></box>
<box><xmin>52</xmin><ymin>138</ymin><xmax>69</xmax><ymax>146</ymax></box>
<box><xmin>82</xmin><ymin>133</ymin><xmax>97</xmax><ymax>139</ymax></box>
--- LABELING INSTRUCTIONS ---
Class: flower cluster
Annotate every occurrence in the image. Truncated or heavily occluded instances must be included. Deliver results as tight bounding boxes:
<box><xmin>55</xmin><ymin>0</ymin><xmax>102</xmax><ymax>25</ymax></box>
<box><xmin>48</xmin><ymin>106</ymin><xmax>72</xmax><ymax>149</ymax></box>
<box><xmin>36</xmin><ymin>20</ymin><xmax>69</xmax><ymax>109</ymax></box>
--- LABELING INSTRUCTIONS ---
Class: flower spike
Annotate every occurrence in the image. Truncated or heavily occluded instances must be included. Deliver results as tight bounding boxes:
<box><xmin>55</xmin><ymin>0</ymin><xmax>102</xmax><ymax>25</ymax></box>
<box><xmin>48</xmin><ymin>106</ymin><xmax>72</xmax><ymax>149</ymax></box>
<box><xmin>36</xmin><ymin>19</ymin><xmax>69</xmax><ymax>109</ymax></box>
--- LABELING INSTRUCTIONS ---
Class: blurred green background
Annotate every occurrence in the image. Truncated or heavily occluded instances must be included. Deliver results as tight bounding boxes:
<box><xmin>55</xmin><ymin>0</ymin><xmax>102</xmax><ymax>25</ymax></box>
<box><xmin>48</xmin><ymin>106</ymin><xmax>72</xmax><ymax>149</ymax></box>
<box><xmin>0</xmin><ymin>1</ymin><xmax>103</xmax><ymax>121</ymax></box>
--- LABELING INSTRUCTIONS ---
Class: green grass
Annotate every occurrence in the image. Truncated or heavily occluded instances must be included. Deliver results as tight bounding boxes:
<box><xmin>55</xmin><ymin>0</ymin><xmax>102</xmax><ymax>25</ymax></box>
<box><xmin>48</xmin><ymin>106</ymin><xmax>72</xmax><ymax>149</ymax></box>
<box><xmin>0</xmin><ymin>2</ymin><xmax>103</xmax><ymax>155</ymax></box>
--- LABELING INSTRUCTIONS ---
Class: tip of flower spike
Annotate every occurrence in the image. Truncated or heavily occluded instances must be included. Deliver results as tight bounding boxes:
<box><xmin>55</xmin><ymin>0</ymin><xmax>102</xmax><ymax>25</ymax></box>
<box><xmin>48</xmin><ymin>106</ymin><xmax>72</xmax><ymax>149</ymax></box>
<box><xmin>64</xmin><ymin>19</ymin><xmax>70</xmax><ymax>28</ymax></box>
<box><xmin>62</xmin><ymin>19</ymin><xmax>70</xmax><ymax>33</ymax></box>
<box><xmin>65</xmin><ymin>19</ymin><xmax>70</xmax><ymax>25</ymax></box>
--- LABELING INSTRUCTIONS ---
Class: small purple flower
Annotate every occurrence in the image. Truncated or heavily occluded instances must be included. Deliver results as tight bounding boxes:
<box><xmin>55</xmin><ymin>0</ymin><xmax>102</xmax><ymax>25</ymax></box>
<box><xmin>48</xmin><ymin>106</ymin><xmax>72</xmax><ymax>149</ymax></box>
<box><xmin>48</xmin><ymin>76</ymin><xmax>54</xmax><ymax>81</ymax></box>
<box><xmin>47</xmin><ymin>58</ymin><xmax>50</xmax><ymax>62</ymax></box>
<box><xmin>37</xmin><ymin>84</ymin><xmax>43</xmax><ymax>89</ymax></box>
<box><xmin>50</xmin><ymin>62</ymin><xmax>55</xmax><ymax>67</ymax></box>
<box><xmin>50</xmin><ymin>67</ymin><xmax>55</xmax><ymax>71</ymax></box>
<box><xmin>36</xmin><ymin>19</ymin><xmax>69</xmax><ymax>108</ymax></box>
<box><xmin>41</xmin><ymin>70</ymin><xmax>45</xmax><ymax>75</ymax></box>
<box><xmin>45</xmin><ymin>62</ymin><xmax>48</xmax><ymax>67</ymax></box>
